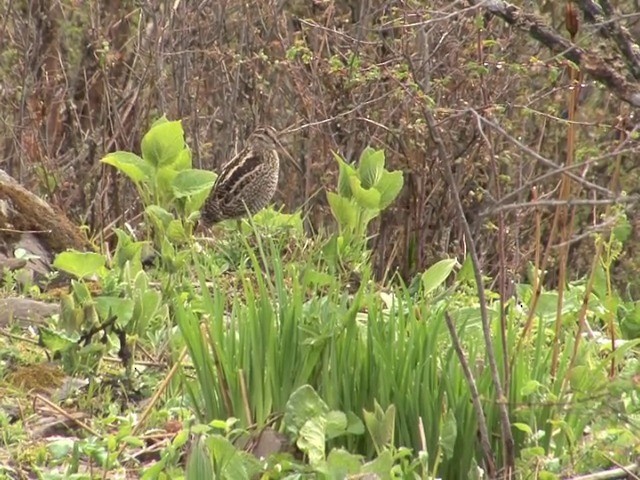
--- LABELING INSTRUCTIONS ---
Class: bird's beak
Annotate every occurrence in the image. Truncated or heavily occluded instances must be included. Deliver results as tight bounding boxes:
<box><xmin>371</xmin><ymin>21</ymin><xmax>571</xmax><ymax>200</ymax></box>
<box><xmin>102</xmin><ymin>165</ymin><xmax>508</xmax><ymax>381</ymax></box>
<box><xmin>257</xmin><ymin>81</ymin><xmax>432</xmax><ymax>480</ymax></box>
<box><xmin>275</xmin><ymin>138</ymin><xmax>303</xmax><ymax>175</ymax></box>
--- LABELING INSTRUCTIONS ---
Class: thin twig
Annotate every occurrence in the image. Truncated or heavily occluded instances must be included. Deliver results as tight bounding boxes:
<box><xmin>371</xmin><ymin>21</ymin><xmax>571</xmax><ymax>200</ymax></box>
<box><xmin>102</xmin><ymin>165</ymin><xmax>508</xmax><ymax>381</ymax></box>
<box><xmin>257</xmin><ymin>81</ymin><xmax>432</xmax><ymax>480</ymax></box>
<box><xmin>424</xmin><ymin>106</ymin><xmax>514</xmax><ymax>476</ymax></box>
<box><xmin>443</xmin><ymin>312</ymin><xmax>496</xmax><ymax>476</ymax></box>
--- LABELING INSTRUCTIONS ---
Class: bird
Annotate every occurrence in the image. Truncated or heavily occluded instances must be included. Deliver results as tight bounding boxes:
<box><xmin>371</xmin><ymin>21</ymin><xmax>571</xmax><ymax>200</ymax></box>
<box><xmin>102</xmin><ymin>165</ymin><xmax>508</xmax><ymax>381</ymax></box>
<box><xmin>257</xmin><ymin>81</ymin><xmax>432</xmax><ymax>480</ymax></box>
<box><xmin>200</xmin><ymin>126</ymin><xmax>300</xmax><ymax>226</ymax></box>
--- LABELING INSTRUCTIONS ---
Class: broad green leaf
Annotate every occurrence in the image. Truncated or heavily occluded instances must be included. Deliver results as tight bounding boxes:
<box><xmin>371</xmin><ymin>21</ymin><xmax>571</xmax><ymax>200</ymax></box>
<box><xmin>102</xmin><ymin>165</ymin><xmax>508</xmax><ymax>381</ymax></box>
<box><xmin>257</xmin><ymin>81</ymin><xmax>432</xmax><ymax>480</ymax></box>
<box><xmin>303</xmin><ymin>269</ymin><xmax>336</xmax><ymax>288</ymax></box>
<box><xmin>323</xmin><ymin>449</ymin><xmax>362</xmax><ymax>477</ymax></box>
<box><xmin>145</xmin><ymin>205</ymin><xmax>174</xmax><ymax>229</ymax></box>
<box><xmin>206</xmin><ymin>434</ymin><xmax>260</xmax><ymax>479</ymax></box>
<box><xmin>187</xmin><ymin>187</ymin><xmax>212</xmax><ymax>216</ymax></box>
<box><xmin>59</xmin><ymin>294</ymin><xmax>83</xmax><ymax>333</ymax></box>
<box><xmin>440</xmin><ymin>409</ymin><xmax>457</xmax><ymax>459</ymax></box>
<box><xmin>39</xmin><ymin>327</ymin><xmax>77</xmax><ymax>353</ymax></box>
<box><xmin>150</xmin><ymin>115</ymin><xmax>169</xmax><ymax>129</ymax></box>
<box><xmin>621</xmin><ymin>302</ymin><xmax>640</xmax><ymax>339</ymax></box>
<box><xmin>185</xmin><ymin>437</ymin><xmax>214</xmax><ymax>480</ymax></box>
<box><xmin>174</xmin><ymin>146</ymin><xmax>193</xmax><ymax>171</ymax></box>
<box><xmin>376</xmin><ymin>170</ymin><xmax>404</xmax><ymax>210</ymax></box>
<box><xmin>322</xmin><ymin>235</ymin><xmax>339</xmax><ymax>264</ymax></box>
<box><xmin>326</xmin><ymin>192</ymin><xmax>357</xmax><ymax>230</ymax></box>
<box><xmin>133</xmin><ymin>289</ymin><xmax>161</xmax><ymax>333</ymax></box>
<box><xmin>167</xmin><ymin>219</ymin><xmax>188</xmax><ymax>243</ymax></box>
<box><xmin>363</xmin><ymin>401</ymin><xmax>395</xmax><ymax>454</ymax></box>
<box><xmin>538</xmin><ymin>472</ymin><xmax>560</xmax><ymax>480</ymax></box>
<box><xmin>101</xmin><ymin>151</ymin><xmax>152</xmax><ymax>184</ymax></box>
<box><xmin>325</xmin><ymin>410</ymin><xmax>348</xmax><ymax>439</ymax></box>
<box><xmin>458</xmin><ymin>255</ymin><xmax>475</xmax><ymax>284</ymax></box>
<box><xmin>513</xmin><ymin>423</ymin><xmax>534</xmax><ymax>435</ymax></box>
<box><xmin>333</xmin><ymin>152</ymin><xmax>356</xmax><ymax>198</ymax></box>
<box><xmin>249</xmin><ymin>208</ymin><xmax>304</xmax><ymax>234</ymax></box>
<box><xmin>345</xmin><ymin>411</ymin><xmax>365</xmax><ymax>435</ymax></box>
<box><xmin>141</xmin><ymin>460</ymin><xmax>166</xmax><ymax>479</ymax></box>
<box><xmin>156</xmin><ymin>166</ymin><xmax>180</xmax><ymax>204</ymax></box>
<box><xmin>613</xmin><ymin>216</ymin><xmax>631</xmax><ymax>243</ymax></box>
<box><xmin>520</xmin><ymin>380</ymin><xmax>543</xmax><ymax>396</ymax></box>
<box><xmin>172</xmin><ymin>429</ymin><xmax>189</xmax><ymax>449</ymax></box>
<box><xmin>70</xmin><ymin>279</ymin><xmax>93</xmax><ymax>305</ymax></box>
<box><xmin>95</xmin><ymin>296</ymin><xmax>135</xmax><ymax>326</ymax></box>
<box><xmin>48</xmin><ymin>439</ymin><xmax>75</xmax><ymax>460</ymax></box>
<box><xmin>113</xmin><ymin>228</ymin><xmax>148</xmax><ymax>270</ymax></box>
<box><xmin>298</xmin><ymin>417</ymin><xmax>326</xmax><ymax>466</ymax></box>
<box><xmin>53</xmin><ymin>251</ymin><xmax>107</xmax><ymax>279</ymax></box>
<box><xmin>421</xmin><ymin>258</ymin><xmax>458</xmax><ymax>296</ymax></box>
<box><xmin>591</xmin><ymin>263</ymin><xmax>607</xmax><ymax>301</ymax></box>
<box><xmin>358</xmin><ymin>147</ymin><xmax>385</xmax><ymax>189</ymax></box>
<box><xmin>172</xmin><ymin>169</ymin><xmax>217</xmax><ymax>198</ymax></box>
<box><xmin>362</xmin><ymin>449</ymin><xmax>394</xmax><ymax>478</ymax></box>
<box><xmin>284</xmin><ymin>384</ymin><xmax>330</xmax><ymax>437</ymax></box>
<box><xmin>348</xmin><ymin>175</ymin><xmax>381</xmax><ymax>210</ymax></box>
<box><xmin>141</xmin><ymin>120</ymin><xmax>185</xmax><ymax>168</ymax></box>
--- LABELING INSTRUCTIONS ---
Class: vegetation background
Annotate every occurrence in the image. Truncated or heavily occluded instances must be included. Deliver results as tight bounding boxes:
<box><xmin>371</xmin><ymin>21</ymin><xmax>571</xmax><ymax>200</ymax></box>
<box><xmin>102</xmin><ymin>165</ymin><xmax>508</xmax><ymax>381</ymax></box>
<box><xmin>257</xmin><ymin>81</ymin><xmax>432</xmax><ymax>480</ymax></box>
<box><xmin>2</xmin><ymin>0</ymin><xmax>640</xmax><ymax>478</ymax></box>
<box><xmin>3</xmin><ymin>0</ymin><xmax>639</xmax><ymax>285</ymax></box>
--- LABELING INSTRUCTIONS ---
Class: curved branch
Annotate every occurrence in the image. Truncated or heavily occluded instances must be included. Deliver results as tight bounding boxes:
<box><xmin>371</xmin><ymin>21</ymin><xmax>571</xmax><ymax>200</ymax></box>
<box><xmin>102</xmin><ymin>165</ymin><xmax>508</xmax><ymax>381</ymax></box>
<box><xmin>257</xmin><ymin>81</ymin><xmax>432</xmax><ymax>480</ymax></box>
<box><xmin>467</xmin><ymin>0</ymin><xmax>640</xmax><ymax>107</ymax></box>
<box><xmin>576</xmin><ymin>0</ymin><xmax>640</xmax><ymax>79</ymax></box>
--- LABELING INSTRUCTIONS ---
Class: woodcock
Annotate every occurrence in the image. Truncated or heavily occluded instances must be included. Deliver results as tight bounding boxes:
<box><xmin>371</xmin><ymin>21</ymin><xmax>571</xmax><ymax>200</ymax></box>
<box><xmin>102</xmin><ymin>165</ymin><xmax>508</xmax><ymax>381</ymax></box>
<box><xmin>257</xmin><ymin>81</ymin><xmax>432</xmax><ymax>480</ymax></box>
<box><xmin>200</xmin><ymin>126</ymin><xmax>299</xmax><ymax>226</ymax></box>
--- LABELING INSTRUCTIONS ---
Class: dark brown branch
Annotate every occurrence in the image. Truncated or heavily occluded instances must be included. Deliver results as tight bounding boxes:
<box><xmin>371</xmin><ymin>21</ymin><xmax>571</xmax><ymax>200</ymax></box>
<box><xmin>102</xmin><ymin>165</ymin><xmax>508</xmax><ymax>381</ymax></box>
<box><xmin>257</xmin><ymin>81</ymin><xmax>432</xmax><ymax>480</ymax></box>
<box><xmin>575</xmin><ymin>0</ymin><xmax>640</xmax><ymax>80</ymax></box>
<box><xmin>444</xmin><ymin>312</ymin><xmax>496</xmax><ymax>478</ymax></box>
<box><xmin>467</xmin><ymin>0</ymin><xmax>640</xmax><ymax>107</ymax></box>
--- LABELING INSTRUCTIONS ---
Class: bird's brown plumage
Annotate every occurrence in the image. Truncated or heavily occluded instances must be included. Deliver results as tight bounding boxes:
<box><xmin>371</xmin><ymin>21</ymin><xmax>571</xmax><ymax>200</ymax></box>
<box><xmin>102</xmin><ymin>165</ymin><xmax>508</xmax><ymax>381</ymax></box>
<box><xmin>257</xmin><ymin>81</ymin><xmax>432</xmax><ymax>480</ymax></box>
<box><xmin>201</xmin><ymin>127</ymin><xmax>281</xmax><ymax>225</ymax></box>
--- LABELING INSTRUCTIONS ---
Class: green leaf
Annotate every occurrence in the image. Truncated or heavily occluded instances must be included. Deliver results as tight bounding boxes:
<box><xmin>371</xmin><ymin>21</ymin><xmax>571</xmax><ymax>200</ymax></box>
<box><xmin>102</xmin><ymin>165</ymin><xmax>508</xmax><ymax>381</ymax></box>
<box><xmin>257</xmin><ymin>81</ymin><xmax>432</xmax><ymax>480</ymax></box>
<box><xmin>440</xmin><ymin>409</ymin><xmax>457</xmax><ymax>459</ymax></box>
<box><xmin>141</xmin><ymin>120</ymin><xmax>185</xmax><ymax>168</ymax></box>
<box><xmin>150</xmin><ymin>115</ymin><xmax>169</xmax><ymax>129</ymax></box>
<box><xmin>133</xmin><ymin>289</ymin><xmax>161</xmax><ymax>334</ymax></box>
<box><xmin>185</xmin><ymin>437</ymin><xmax>214</xmax><ymax>480</ymax></box>
<box><xmin>174</xmin><ymin>146</ymin><xmax>193</xmax><ymax>171</ymax></box>
<box><xmin>53</xmin><ymin>251</ymin><xmax>107</xmax><ymax>280</ymax></box>
<box><xmin>39</xmin><ymin>327</ymin><xmax>77</xmax><ymax>353</ymax></box>
<box><xmin>298</xmin><ymin>417</ymin><xmax>326</xmax><ymax>466</ymax></box>
<box><xmin>59</xmin><ymin>294</ymin><xmax>83</xmax><ymax>333</ymax></box>
<box><xmin>358</xmin><ymin>147</ymin><xmax>385</xmax><ymax>189</ymax></box>
<box><xmin>172</xmin><ymin>169</ymin><xmax>217</xmax><ymax>198</ymax></box>
<box><xmin>323</xmin><ymin>449</ymin><xmax>362</xmax><ymax>477</ymax></box>
<box><xmin>513</xmin><ymin>423</ymin><xmax>534</xmax><ymax>435</ymax></box>
<box><xmin>303</xmin><ymin>269</ymin><xmax>336</xmax><ymax>289</ymax></box>
<box><xmin>145</xmin><ymin>205</ymin><xmax>174</xmax><ymax>230</ymax></box>
<box><xmin>70</xmin><ymin>279</ymin><xmax>93</xmax><ymax>305</ymax></box>
<box><xmin>101</xmin><ymin>151</ymin><xmax>152</xmax><ymax>184</ymax></box>
<box><xmin>363</xmin><ymin>401</ymin><xmax>395</xmax><ymax>454</ymax></box>
<box><xmin>327</xmin><ymin>192</ymin><xmax>357</xmax><ymax>230</ymax></box>
<box><xmin>112</xmin><ymin>228</ymin><xmax>148</xmax><ymax>270</ymax></box>
<box><xmin>376</xmin><ymin>170</ymin><xmax>404</xmax><ymax>210</ymax></box>
<box><xmin>421</xmin><ymin>258</ymin><xmax>458</xmax><ymax>296</ymax></box>
<box><xmin>520</xmin><ymin>380</ymin><xmax>542</xmax><ymax>396</ymax></box>
<box><xmin>621</xmin><ymin>302</ymin><xmax>640</xmax><ymax>339</ymax></box>
<box><xmin>206</xmin><ymin>434</ymin><xmax>260</xmax><ymax>479</ymax></box>
<box><xmin>167</xmin><ymin>219</ymin><xmax>188</xmax><ymax>243</ymax></box>
<box><xmin>48</xmin><ymin>438</ymin><xmax>75</xmax><ymax>460</ymax></box>
<box><xmin>458</xmin><ymin>255</ymin><xmax>475</xmax><ymax>284</ymax></box>
<box><xmin>345</xmin><ymin>411</ymin><xmax>365</xmax><ymax>435</ymax></box>
<box><xmin>95</xmin><ymin>296</ymin><xmax>135</xmax><ymax>326</ymax></box>
<box><xmin>333</xmin><ymin>152</ymin><xmax>356</xmax><ymax>198</ymax></box>
<box><xmin>348</xmin><ymin>175</ymin><xmax>381</xmax><ymax>210</ymax></box>
<box><xmin>156</xmin><ymin>166</ymin><xmax>180</xmax><ymax>205</ymax></box>
<box><xmin>362</xmin><ymin>449</ymin><xmax>394</xmax><ymax>478</ymax></box>
<box><xmin>284</xmin><ymin>384</ymin><xmax>330</xmax><ymax>437</ymax></box>
<box><xmin>325</xmin><ymin>410</ymin><xmax>348</xmax><ymax>439</ymax></box>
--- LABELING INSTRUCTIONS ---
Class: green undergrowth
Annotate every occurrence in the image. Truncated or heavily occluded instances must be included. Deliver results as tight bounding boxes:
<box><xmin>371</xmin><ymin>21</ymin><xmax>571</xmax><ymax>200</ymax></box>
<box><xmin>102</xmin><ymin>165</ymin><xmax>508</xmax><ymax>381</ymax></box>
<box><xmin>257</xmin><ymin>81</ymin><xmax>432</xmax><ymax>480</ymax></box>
<box><xmin>1</xmin><ymin>118</ymin><xmax>638</xmax><ymax>479</ymax></box>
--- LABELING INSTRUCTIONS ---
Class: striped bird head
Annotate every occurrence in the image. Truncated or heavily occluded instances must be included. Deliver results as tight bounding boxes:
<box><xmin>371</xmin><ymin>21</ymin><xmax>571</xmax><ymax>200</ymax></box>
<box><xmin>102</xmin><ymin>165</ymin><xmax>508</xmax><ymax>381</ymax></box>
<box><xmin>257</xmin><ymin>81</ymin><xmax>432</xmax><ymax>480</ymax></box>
<box><xmin>248</xmin><ymin>126</ymin><xmax>303</xmax><ymax>174</ymax></box>
<box><xmin>248</xmin><ymin>126</ymin><xmax>281</xmax><ymax>151</ymax></box>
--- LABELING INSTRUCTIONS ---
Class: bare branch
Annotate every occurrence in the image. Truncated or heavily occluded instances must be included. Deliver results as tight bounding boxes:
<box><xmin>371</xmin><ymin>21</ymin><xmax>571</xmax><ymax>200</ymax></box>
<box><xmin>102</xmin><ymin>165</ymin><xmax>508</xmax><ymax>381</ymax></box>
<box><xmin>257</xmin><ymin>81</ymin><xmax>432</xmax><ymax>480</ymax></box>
<box><xmin>575</xmin><ymin>0</ymin><xmax>640</xmax><ymax>79</ymax></box>
<box><xmin>467</xmin><ymin>0</ymin><xmax>640</xmax><ymax>107</ymax></box>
